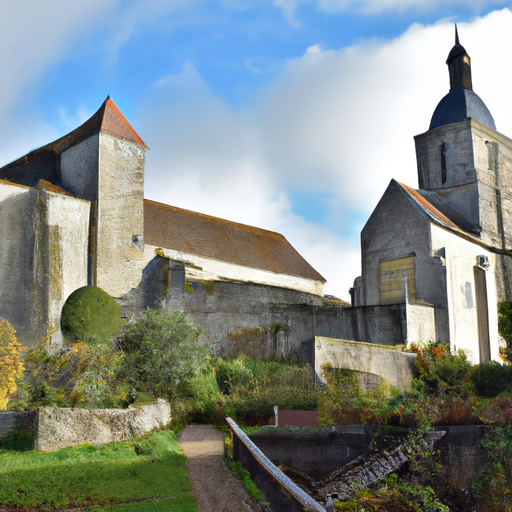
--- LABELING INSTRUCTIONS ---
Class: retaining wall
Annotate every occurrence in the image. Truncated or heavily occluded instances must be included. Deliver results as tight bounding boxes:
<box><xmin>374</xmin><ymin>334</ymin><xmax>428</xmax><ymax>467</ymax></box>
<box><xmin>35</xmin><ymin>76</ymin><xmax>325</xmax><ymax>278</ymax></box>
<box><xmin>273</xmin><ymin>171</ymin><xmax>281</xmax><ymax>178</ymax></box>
<box><xmin>249</xmin><ymin>425</ymin><xmax>489</xmax><ymax>493</ymax></box>
<box><xmin>0</xmin><ymin>400</ymin><xmax>170</xmax><ymax>452</ymax></box>
<box><xmin>227</xmin><ymin>417</ymin><xmax>326</xmax><ymax>512</ymax></box>
<box><xmin>314</xmin><ymin>336</ymin><xmax>417</xmax><ymax>391</ymax></box>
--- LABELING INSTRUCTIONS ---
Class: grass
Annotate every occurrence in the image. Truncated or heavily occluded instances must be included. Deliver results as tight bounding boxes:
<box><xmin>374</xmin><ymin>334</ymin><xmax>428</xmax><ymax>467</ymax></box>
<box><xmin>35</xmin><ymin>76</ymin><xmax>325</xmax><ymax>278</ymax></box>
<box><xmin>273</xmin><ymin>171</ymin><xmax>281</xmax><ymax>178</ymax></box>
<box><xmin>0</xmin><ymin>429</ymin><xmax>197</xmax><ymax>511</ymax></box>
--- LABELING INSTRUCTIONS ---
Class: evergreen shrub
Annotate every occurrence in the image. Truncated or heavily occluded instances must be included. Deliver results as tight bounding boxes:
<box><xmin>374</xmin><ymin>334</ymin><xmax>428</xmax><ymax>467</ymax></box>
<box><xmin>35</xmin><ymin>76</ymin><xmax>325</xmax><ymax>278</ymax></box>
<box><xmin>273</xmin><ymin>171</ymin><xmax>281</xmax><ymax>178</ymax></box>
<box><xmin>472</xmin><ymin>360</ymin><xmax>512</xmax><ymax>398</ymax></box>
<box><xmin>61</xmin><ymin>286</ymin><xmax>123</xmax><ymax>345</ymax></box>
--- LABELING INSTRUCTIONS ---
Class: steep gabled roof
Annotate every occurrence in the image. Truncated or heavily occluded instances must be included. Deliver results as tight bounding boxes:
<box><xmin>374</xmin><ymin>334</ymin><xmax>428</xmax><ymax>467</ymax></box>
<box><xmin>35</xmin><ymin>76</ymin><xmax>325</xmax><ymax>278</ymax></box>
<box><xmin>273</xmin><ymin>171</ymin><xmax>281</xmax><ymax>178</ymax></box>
<box><xmin>0</xmin><ymin>97</ymin><xmax>147</xmax><ymax>173</ymax></box>
<box><xmin>396</xmin><ymin>181</ymin><xmax>463</xmax><ymax>231</ymax></box>
<box><xmin>144</xmin><ymin>199</ymin><xmax>326</xmax><ymax>282</ymax></box>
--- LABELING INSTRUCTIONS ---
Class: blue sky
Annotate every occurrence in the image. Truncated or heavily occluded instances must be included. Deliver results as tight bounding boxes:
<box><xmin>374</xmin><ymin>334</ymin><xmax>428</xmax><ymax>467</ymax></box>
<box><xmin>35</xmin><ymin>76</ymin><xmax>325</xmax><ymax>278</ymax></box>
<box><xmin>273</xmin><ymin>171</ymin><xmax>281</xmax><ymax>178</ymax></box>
<box><xmin>1</xmin><ymin>1</ymin><xmax>512</xmax><ymax>299</ymax></box>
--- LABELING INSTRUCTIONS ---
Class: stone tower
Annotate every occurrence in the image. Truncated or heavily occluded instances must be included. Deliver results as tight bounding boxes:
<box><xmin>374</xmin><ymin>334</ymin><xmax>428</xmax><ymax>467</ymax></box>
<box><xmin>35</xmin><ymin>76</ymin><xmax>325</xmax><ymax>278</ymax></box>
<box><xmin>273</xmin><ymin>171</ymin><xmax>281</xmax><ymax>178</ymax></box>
<box><xmin>414</xmin><ymin>28</ymin><xmax>512</xmax><ymax>300</ymax></box>
<box><xmin>0</xmin><ymin>98</ymin><xmax>148</xmax><ymax>300</ymax></box>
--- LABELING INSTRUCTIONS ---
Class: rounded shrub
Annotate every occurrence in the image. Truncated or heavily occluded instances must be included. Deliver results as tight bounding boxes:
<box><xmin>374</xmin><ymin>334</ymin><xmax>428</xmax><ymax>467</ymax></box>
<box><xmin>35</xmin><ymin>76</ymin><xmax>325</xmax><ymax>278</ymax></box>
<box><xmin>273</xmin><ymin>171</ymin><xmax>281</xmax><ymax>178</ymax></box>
<box><xmin>61</xmin><ymin>286</ymin><xmax>123</xmax><ymax>345</ymax></box>
<box><xmin>472</xmin><ymin>360</ymin><xmax>512</xmax><ymax>397</ymax></box>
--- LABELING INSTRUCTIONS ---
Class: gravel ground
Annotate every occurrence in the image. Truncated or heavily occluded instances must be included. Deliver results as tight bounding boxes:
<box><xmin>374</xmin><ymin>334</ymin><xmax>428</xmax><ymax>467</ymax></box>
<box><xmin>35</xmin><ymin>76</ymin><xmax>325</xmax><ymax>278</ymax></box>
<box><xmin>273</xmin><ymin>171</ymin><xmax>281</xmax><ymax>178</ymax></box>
<box><xmin>178</xmin><ymin>425</ymin><xmax>263</xmax><ymax>512</ymax></box>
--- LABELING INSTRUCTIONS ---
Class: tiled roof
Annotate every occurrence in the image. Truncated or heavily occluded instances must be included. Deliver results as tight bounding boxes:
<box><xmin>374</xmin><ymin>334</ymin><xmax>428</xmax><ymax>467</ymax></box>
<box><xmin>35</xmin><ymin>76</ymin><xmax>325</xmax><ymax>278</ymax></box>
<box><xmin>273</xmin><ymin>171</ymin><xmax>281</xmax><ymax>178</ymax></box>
<box><xmin>144</xmin><ymin>199</ymin><xmax>326</xmax><ymax>282</ymax></box>
<box><xmin>396</xmin><ymin>181</ymin><xmax>463</xmax><ymax>231</ymax></box>
<box><xmin>1</xmin><ymin>97</ymin><xmax>146</xmax><ymax>171</ymax></box>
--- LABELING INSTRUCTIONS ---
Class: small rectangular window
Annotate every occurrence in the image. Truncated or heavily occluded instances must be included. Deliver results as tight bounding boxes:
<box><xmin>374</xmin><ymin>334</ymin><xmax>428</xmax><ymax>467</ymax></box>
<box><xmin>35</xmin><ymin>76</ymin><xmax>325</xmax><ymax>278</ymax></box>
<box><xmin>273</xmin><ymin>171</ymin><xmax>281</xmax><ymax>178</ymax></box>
<box><xmin>379</xmin><ymin>256</ymin><xmax>415</xmax><ymax>303</ymax></box>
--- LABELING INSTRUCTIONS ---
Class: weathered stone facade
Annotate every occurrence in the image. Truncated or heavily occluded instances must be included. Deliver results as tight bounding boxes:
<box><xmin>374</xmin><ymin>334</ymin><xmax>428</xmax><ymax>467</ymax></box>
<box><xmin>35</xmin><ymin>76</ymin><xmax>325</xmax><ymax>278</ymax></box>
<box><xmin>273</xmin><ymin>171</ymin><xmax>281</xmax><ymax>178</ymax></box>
<box><xmin>0</xmin><ymin>32</ymin><xmax>507</xmax><ymax>369</ymax></box>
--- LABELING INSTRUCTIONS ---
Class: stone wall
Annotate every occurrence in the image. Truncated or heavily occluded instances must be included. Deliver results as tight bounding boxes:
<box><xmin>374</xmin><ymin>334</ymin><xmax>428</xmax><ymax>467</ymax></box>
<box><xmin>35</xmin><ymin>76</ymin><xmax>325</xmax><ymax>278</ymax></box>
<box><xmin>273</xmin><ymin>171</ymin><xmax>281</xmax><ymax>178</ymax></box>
<box><xmin>314</xmin><ymin>336</ymin><xmax>417</xmax><ymax>391</ymax></box>
<box><xmin>0</xmin><ymin>402</ymin><xmax>170</xmax><ymax>452</ymax></box>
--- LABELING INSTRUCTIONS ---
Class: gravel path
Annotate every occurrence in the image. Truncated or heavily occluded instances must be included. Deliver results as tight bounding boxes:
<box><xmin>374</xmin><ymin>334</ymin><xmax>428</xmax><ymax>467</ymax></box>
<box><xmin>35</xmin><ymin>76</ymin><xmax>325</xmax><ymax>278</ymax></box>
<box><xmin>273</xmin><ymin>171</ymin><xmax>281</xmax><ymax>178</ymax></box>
<box><xmin>178</xmin><ymin>425</ymin><xmax>262</xmax><ymax>512</ymax></box>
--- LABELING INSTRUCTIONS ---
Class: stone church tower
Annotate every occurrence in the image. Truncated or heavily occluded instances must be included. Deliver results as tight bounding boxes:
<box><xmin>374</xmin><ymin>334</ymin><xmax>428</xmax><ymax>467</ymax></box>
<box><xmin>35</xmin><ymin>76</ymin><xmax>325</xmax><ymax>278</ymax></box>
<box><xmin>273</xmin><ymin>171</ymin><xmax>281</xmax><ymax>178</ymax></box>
<box><xmin>415</xmin><ymin>28</ymin><xmax>512</xmax><ymax>301</ymax></box>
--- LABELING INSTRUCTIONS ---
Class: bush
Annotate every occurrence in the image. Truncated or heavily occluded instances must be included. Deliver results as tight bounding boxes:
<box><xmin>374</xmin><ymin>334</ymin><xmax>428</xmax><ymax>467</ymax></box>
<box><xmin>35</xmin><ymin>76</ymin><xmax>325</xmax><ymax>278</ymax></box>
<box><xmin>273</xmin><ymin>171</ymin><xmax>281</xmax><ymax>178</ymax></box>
<box><xmin>118</xmin><ymin>308</ymin><xmax>209</xmax><ymax>399</ymax></box>
<box><xmin>410</xmin><ymin>342</ymin><xmax>473</xmax><ymax>396</ymax></box>
<box><xmin>472</xmin><ymin>360</ymin><xmax>512</xmax><ymax>398</ymax></box>
<box><xmin>61</xmin><ymin>286</ymin><xmax>123</xmax><ymax>345</ymax></box>
<box><xmin>22</xmin><ymin>339</ymin><xmax>126</xmax><ymax>408</ymax></box>
<box><xmin>318</xmin><ymin>367</ymin><xmax>397</xmax><ymax>425</ymax></box>
<box><xmin>474</xmin><ymin>425</ymin><xmax>512</xmax><ymax>511</ymax></box>
<box><xmin>0</xmin><ymin>319</ymin><xmax>24</xmax><ymax>410</ymax></box>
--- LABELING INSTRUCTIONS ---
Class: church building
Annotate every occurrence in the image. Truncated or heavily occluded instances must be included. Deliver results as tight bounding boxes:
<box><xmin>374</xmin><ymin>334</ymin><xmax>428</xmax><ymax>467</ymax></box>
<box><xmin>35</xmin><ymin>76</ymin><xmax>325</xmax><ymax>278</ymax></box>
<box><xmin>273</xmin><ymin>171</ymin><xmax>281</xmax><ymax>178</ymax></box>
<box><xmin>0</xmin><ymin>29</ymin><xmax>506</xmax><ymax>364</ymax></box>
<box><xmin>352</xmin><ymin>29</ymin><xmax>505</xmax><ymax>363</ymax></box>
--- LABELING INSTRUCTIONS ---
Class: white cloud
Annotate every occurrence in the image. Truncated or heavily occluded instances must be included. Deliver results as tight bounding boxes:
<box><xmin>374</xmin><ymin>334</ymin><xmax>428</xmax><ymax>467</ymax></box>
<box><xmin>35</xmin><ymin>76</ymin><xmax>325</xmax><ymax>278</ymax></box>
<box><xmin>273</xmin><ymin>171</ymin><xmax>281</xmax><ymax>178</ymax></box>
<box><xmin>137</xmin><ymin>9</ymin><xmax>512</xmax><ymax>300</ymax></box>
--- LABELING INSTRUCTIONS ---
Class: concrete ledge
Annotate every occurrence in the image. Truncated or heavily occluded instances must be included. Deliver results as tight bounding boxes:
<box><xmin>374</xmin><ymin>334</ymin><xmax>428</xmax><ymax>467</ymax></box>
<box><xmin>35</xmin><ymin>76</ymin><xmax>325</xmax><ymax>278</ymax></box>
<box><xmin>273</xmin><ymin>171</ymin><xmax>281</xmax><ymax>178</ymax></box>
<box><xmin>35</xmin><ymin>399</ymin><xmax>171</xmax><ymax>452</ymax></box>
<box><xmin>315</xmin><ymin>336</ymin><xmax>417</xmax><ymax>390</ymax></box>
<box><xmin>226</xmin><ymin>417</ymin><xmax>326</xmax><ymax>512</ymax></box>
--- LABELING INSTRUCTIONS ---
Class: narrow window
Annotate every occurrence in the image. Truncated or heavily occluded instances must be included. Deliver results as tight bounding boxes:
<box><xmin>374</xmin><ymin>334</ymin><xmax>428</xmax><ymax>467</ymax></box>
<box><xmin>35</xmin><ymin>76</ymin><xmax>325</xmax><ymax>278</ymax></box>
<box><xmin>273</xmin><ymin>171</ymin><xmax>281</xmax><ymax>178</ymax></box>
<box><xmin>379</xmin><ymin>256</ymin><xmax>415</xmax><ymax>303</ymax></box>
<box><xmin>441</xmin><ymin>142</ymin><xmax>447</xmax><ymax>184</ymax></box>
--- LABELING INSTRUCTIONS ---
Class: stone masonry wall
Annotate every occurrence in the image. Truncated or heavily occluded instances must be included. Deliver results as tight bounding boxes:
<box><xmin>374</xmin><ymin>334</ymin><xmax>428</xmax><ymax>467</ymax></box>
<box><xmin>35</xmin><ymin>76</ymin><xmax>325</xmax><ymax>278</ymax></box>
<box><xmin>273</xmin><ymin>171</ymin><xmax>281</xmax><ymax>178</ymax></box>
<box><xmin>35</xmin><ymin>399</ymin><xmax>171</xmax><ymax>452</ymax></box>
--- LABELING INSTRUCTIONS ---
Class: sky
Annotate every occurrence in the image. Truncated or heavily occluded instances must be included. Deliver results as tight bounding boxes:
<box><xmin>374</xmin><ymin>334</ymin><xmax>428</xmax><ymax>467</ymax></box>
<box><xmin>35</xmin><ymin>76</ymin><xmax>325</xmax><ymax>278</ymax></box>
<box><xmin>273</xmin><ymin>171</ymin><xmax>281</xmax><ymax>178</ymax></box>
<box><xmin>1</xmin><ymin>1</ymin><xmax>512</xmax><ymax>300</ymax></box>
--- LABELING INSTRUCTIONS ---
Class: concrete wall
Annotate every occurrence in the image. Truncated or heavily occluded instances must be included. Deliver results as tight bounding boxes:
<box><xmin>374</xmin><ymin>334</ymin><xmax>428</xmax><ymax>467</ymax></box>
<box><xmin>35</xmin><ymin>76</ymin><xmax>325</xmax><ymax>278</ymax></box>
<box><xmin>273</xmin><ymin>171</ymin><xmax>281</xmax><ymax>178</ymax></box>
<box><xmin>250</xmin><ymin>425</ymin><xmax>406</xmax><ymax>480</ymax></box>
<box><xmin>39</xmin><ymin>187</ymin><xmax>90</xmax><ymax>345</ymax></box>
<box><xmin>96</xmin><ymin>133</ymin><xmax>145</xmax><ymax>297</ymax></box>
<box><xmin>227</xmin><ymin>417</ymin><xmax>326</xmax><ymax>512</ymax></box>
<box><xmin>431</xmin><ymin>224</ymin><xmax>499</xmax><ymax>362</ymax></box>
<box><xmin>120</xmin><ymin>257</ymin><xmax>348</xmax><ymax>356</ymax></box>
<box><xmin>314</xmin><ymin>337</ymin><xmax>417</xmax><ymax>391</ymax></box>
<box><xmin>250</xmin><ymin>425</ymin><xmax>489</xmax><ymax>494</ymax></box>
<box><xmin>0</xmin><ymin>182</ymin><xmax>35</xmax><ymax>345</ymax></box>
<box><xmin>35</xmin><ymin>399</ymin><xmax>171</xmax><ymax>452</ymax></box>
<box><xmin>405</xmin><ymin>301</ymin><xmax>438</xmax><ymax>343</ymax></box>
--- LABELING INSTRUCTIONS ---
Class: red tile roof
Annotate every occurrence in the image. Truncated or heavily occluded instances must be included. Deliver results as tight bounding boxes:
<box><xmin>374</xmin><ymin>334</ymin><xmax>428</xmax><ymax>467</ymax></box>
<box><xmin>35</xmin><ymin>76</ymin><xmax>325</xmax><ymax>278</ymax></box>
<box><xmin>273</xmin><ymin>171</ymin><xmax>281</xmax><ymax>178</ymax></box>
<box><xmin>1</xmin><ymin>97</ymin><xmax>147</xmax><ymax>170</ymax></box>
<box><xmin>396</xmin><ymin>181</ymin><xmax>463</xmax><ymax>231</ymax></box>
<box><xmin>144</xmin><ymin>199</ymin><xmax>326</xmax><ymax>282</ymax></box>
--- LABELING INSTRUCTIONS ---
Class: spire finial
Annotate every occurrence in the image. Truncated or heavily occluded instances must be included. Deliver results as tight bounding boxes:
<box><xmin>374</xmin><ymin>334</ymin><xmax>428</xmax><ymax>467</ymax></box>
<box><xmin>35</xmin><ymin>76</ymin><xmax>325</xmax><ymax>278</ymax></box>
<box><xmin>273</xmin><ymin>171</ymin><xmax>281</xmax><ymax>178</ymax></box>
<box><xmin>446</xmin><ymin>26</ymin><xmax>472</xmax><ymax>91</ymax></box>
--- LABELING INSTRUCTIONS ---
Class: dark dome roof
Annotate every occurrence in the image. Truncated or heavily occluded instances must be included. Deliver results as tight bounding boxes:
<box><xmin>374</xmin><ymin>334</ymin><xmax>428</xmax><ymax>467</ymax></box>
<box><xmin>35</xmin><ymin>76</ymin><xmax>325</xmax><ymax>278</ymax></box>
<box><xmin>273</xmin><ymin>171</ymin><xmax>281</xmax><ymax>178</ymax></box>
<box><xmin>429</xmin><ymin>88</ymin><xmax>496</xmax><ymax>131</ymax></box>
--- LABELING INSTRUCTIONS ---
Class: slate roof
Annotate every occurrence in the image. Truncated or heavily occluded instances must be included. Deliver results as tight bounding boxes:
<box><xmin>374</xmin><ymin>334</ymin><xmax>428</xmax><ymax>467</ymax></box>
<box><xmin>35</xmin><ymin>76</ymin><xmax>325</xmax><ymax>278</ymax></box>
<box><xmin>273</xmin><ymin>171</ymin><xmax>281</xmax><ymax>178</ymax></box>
<box><xmin>429</xmin><ymin>88</ymin><xmax>496</xmax><ymax>131</ymax></box>
<box><xmin>144</xmin><ymin>199</ymin><xmax>326</xmax><ymax>282</ymax></box>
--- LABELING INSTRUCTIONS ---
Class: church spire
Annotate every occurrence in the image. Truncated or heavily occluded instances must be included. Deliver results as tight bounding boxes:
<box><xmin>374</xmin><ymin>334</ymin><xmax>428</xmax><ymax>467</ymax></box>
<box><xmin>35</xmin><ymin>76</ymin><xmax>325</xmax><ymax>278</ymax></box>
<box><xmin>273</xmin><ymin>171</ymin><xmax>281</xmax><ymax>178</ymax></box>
<box><xmin>446</xmin><ymin>25</ymin><xmax>472</xmax><ymax>91</ymax></box>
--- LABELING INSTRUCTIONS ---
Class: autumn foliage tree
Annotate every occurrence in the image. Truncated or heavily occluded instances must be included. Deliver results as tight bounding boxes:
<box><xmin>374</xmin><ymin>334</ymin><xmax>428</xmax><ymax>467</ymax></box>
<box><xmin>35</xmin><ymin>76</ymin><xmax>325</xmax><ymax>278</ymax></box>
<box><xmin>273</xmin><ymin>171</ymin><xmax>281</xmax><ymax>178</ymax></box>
<box><xmin>0</xmin><ymin>319</ymin><xmax>24</xmax><ymax>410</ymax></box>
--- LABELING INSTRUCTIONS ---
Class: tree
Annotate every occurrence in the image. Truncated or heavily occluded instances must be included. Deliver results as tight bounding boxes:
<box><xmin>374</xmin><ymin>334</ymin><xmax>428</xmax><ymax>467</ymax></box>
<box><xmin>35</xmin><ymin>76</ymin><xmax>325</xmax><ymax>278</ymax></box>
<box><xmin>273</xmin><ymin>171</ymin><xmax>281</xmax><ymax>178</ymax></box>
<box><xmin>0</xmin><ymin>319</ymin><xmax>24</xmax><ymax>410</ymax></box>
<box><xmin>118</xmin><ymin>308</ymin><xmax>209</xmax><ymax>399</ymax></box>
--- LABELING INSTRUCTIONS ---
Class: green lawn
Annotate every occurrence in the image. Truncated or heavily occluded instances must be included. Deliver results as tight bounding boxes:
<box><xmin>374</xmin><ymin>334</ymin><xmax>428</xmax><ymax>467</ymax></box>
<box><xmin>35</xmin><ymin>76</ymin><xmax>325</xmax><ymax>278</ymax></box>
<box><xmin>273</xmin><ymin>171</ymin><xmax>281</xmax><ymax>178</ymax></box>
<box><xmin>0</xmin><ymin>430</ymin><xmax>197</xmax><ymax>511</ymax></box>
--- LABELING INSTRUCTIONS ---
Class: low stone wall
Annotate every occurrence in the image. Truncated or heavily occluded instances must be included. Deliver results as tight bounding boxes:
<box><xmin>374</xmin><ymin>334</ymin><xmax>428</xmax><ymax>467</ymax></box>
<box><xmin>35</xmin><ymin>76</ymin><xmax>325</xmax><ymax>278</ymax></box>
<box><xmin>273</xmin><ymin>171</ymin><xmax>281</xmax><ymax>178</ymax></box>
<box><xmin>315</xmin><ymin>336</ymin><xmax>417</xmax><ymax>391</ymax></box>
<box><xmin>35</xmin><ymin>399</ymin><xmax>171</xmax><ymax>452</ymax></box>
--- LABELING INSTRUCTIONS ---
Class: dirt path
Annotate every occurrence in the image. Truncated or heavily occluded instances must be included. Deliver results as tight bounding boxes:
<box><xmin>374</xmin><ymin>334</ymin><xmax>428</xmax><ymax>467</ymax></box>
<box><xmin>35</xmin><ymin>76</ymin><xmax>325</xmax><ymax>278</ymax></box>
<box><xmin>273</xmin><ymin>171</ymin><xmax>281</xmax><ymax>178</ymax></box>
<box><xmin>178</xmin><ymin>425</ymin><xmax>262</xmax><ymax>512</ymax></box>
